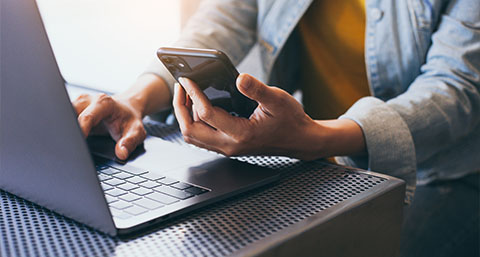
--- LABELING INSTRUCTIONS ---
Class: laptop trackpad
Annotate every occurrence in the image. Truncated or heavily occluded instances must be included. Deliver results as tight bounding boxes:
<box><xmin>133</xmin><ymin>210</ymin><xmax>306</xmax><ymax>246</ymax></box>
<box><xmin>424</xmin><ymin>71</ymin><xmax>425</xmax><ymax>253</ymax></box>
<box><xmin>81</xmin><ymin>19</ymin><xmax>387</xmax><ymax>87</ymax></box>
<box><xmin>87</xmin><ymin>135</ymin><xmax>220</xmax><ymax>174</ymax></box>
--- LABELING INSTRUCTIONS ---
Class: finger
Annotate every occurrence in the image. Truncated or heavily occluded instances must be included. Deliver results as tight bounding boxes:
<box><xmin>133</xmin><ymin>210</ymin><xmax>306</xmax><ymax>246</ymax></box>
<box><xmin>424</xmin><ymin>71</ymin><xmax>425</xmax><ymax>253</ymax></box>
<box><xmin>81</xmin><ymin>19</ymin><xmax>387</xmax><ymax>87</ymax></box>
<box><xmin>173</xmin><ymin>82</ymin><xmax>196</xmax><ymax>139</ymax></box>
<box><xmin>183</xmin><ymin>134</ymin><xmax>232</xmax><ymax>156</ymax></box>
<box><xmin>72</xmin><ymin>94</ymin><xmax>92</xmax><ymax>116</ymax></box>
<box><xmin>174</xmin><ymin>83</ymin><xmax>234</xmax><ymax>152</ymax></box>
<box><xmin>178</xmin><ymin>77</ymin><xmax>246</xmax><ymax>135</ymax></box>
<box><xmin>77</xmin><ymin>93</ymin><xmax>115</xmax><ymax>137</ymax></box>
<box><xmin>236</xmin><ymin>73</ymin><xmax>283</xmax><ymax>114</ymax></box>
<box><xmin>173</xmin><ymin>82</ymin><xmax>194</xmax><ymax>127</ymax></box>
<box><xmin>192</xmin><ymin>105</ymin><xmax>200</xmax><ymax>122</ymax></box>
<box><xmin>186</xmin><ymin>94</ymin><xmax>193</xmax><ymax>110</ymax></box>
<box><xmin>178</xmin><ymin>77</ymin><xmax>212</xmax><ymax>109</ymax></box>
<box><xmin>115</xmin><ymin>121</ymin><xmax>147</xmax><ymax>160</ymax></box>
<box><xmin>182</xmin><ymin>122</ymin><xmax>234</xmax><ymax>154</ymax></box>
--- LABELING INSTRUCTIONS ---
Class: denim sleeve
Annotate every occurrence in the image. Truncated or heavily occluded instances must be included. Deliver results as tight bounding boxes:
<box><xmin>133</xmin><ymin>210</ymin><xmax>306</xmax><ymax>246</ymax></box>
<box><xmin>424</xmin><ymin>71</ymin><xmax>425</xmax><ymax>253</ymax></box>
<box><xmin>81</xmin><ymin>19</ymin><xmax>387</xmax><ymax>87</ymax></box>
<box><xmin>143</xmin><ymin>0</ymin><xmax>258</xmax><ymax>94</ymax></box>
<box><xmin>337</xmin><ymin>1</ymin><xmax>480</xmax><ymax>204</ymax></box>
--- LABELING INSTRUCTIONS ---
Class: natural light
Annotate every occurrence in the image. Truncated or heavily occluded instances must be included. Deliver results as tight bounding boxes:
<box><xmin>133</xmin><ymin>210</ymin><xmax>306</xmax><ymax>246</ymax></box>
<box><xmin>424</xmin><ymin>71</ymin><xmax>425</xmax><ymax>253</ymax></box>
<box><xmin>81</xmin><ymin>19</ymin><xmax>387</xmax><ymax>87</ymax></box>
<box><xmin>36</xmin><ymin>0</ymin><xmax>181</xmax><ymax>93</ymax></box>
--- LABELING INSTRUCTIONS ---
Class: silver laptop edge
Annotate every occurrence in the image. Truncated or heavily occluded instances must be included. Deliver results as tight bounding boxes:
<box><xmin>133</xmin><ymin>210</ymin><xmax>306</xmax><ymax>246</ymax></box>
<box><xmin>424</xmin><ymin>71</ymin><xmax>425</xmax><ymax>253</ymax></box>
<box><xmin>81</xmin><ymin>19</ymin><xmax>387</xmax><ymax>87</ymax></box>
<box><xmin>1</xmin><ymin>0</ymin><xmax>117</xmax><ymax>235</ymax></box>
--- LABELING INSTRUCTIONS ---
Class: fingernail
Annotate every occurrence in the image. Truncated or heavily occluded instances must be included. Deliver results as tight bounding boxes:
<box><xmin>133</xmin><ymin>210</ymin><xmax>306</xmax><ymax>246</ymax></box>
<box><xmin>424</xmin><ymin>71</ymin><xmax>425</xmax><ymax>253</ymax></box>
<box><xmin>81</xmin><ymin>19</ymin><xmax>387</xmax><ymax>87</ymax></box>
<box><xmin>178</xmin><ymin>77</ymin><xmax>186</xmax><ymax>85</ymax></box>
<box><xmin>174</xmin><ymin>82</ymin><xmax>180</xmax><ymax>92</ymax></box>
<box><xmin>119</xmin><ymin>146</ymin><xmax>128</xmax><ymax>160</ymax></box>
<box><xmin>237</xmin><ymin>74</ymin><xmax>251</xmax><ymax>91</ymax></box>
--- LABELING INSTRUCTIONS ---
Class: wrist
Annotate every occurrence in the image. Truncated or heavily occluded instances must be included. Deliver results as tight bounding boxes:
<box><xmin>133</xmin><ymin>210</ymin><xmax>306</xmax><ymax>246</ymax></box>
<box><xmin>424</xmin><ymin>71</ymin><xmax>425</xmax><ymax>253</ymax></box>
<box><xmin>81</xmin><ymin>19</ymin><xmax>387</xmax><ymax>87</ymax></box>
<box><xmin>299</xmin><ymin>119</ymin><xmax>366</xmax><ymax>160</ymax></box>
<box><xmin>113</xmin><ymin>92</ymin><xmax>146</xmax><ymax>119</ymax></box>
<box><xmin>115</xmin><ymin>73</ymin><xmax>171</xmax><ymax>117</ymax></box>
<box><xmin>315</xmin><ymin>119</ymin><xmax>367</xmax><ymax>158</ymax></box>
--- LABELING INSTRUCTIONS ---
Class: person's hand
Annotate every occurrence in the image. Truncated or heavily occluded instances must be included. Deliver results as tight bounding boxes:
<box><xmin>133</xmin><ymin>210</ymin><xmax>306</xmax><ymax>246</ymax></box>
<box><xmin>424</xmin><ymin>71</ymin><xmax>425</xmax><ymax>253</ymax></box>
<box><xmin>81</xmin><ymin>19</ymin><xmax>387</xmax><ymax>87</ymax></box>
<box><xmin>173</xmin><ymin>74</ymin><xmax>366</xmax><ymax>160</ymax></box>
<box><xmin>173</xmin><ymin>74</ymin><xmax>333</xmax><ymax>160</ymax></box>
<box><xmin>72</xmin><ymin>93</ymin><xmax>147</xmax><ymax>160</ymax></box>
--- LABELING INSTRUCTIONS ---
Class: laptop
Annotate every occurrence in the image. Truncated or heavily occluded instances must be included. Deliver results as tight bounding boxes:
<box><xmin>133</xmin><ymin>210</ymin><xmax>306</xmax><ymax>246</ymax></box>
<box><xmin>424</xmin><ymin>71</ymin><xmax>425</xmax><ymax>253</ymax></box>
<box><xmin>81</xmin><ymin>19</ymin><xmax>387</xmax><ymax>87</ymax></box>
<box><xmin>0</xmin><ymin>0</ymin><xmax>280</xmax><ymax>236</ymax></box>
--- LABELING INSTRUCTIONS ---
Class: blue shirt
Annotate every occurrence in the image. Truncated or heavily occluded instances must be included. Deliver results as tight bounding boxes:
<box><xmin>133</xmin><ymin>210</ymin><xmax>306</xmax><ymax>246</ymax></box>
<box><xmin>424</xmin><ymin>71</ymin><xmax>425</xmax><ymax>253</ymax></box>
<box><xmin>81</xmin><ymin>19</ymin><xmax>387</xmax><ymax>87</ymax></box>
<box><xmin>145</xmin><ymin>0</ymin><xmax>480</xmax><ymax>203</ymax></box>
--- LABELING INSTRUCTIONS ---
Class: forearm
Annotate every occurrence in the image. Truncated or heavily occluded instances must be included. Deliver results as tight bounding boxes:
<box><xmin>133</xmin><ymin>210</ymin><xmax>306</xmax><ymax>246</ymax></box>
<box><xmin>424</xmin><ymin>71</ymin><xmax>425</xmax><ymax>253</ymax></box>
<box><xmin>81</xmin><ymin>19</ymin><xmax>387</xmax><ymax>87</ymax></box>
<box><xmin>115</xmin><ymin>73</ymin><xmax>172</xmax><ymax>117</ymax></box>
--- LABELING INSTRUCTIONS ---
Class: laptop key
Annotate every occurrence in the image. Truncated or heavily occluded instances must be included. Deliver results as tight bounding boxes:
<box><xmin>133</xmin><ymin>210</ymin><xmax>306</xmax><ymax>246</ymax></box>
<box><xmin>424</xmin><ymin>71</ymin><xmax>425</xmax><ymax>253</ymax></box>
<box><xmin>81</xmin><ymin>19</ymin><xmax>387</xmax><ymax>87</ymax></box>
<box><xmin>124</xmin><ymin>205</ymin><xmax>148</xmax><ymax>215</ymax></box>
<box><xmin>185</xmin><ymin>186</ymin><xmax>209</xmax><ymax>195</ymax></box>
<box><xmin>110</xmin><ymin>209</ymin><xmax>132</xmax><ymax>220</ymax></box>
<box><xmin>134</xmin><ymin>198</ymin><xmax>164</xmax><ymax>210</ymax></box>
<box><xmin>101</xmin><ymin>183</ymin><xmax>114</xmax><ymax>191</ymax></box>
<box><xmin>126</xmin><ymin>176</ymin><xmax>147</xmax><ymax>184</ymax></box>
<box><xmin>139</xmin><ymin>180</ymin><xmax>161</xmax><ymax>189</ymax></box>
<box><xmin>146</xmin><ymin>192</ymin><xmax>179</xmax><ymax>205</ymax></box>
<box><xmin>105</xmin><ymin>194</ymin><xmax>118</xmax><ymax>203</ymax></box>
<box><xmin>171</xmin><ymin>182</ymin><xmax>192</xmax><ymax>190</ymax></box>
<box><xmin>106</xmin><ymin>188</ymin><xmax>128</xmax><ymax>197</ymax></box>
<box><xmin>118</xmin><ymin>182</ymin><xmax>139</xmax><ymax>191</ymax></box>
<box><xmin>113</xmin><ymin>172</ymin><xmax>134</xmax><ymax>180</ymax></box>
<box><xmin>110</xmin><ymin>200</ymin><xmax>133</xmax><ymax>210</ymax></box>
<box><xmin>98</xmin><ymin>174</ymin><xmax>112</xmax><ymax>181</ymax></box>
<box><xmin>104</xmin><ymin>178</ymin><xmax>126</xmax><ymax>186</ymax></box>
<box><xmin>112</xmin><ymin>165</ymin><xmax>148</xmax><ymax>176</ymax></box>
<box><xmin>119</xmin><ymin>193</ymin><xmax>142</xmax><ymax>202</ymax></box>
<box><xmin>101</xmin><ymin>167</ymin><xmax>121</xmax><ymax>175</ymax></box>
<box><xmin>141</xmin><ymin>172</ymin><xmax>166</xmax><ymax>181</ymax></box>
<box><xmin>96</xmin><ymin>164</ymin><xmax>109</xmax><ymax>170</ymax></box>
<box><xmin>158</xmin><ymin>177</ymin><xmax>178</xmax><ymax>185</ymax></box>
<box><xmin>154</xmin><ymin>186</ymin><xmax>193</xmax><ymax>200</ymax></box>
<box><xmin>131</xmin><ymin>187</ymin><xmax>153</xmax><ymax>196</ymax></box>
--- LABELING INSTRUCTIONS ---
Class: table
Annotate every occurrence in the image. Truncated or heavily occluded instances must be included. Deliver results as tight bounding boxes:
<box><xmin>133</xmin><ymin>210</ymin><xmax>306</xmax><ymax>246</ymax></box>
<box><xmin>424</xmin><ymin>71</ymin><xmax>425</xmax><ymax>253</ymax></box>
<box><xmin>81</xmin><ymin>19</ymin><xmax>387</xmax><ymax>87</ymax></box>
<box><xmin>0</xmin><ymin>121</ymin><xmax>405</xmax><ymax>257</ymax></box>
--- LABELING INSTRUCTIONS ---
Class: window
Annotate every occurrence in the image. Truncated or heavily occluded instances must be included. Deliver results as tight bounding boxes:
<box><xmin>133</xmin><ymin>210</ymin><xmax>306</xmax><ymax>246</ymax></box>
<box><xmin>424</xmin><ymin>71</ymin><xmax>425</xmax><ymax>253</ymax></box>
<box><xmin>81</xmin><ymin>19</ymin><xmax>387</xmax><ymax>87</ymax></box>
<box><xmin>36</xmin><ymin>0</ymin><xmax>181</xmax><ymax>93</ymax></box>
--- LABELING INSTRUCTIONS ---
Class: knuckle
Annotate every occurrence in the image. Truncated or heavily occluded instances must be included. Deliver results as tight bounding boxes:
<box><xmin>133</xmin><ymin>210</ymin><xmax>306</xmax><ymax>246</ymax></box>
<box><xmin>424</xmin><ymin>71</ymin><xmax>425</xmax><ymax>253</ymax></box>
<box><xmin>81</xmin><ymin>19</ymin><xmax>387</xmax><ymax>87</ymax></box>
<box><xmin>181</xmin><ymin>125</ymin><xmax>193</xmax><ymax>138</ymax></box>
<box><xmin>137</xmin><ymin>127</ymin><xmax>147</xmax><ymax>141</ymax></box>
<box><xmin>73</xmin><ymin>94</ymin><xmax>90</xmax><ymax>107</ymax></box>
<box><xmin>96</xmin><ymin>93</ymin><xmax>113</xmax><ymax>105</ymax></box>
<box><xmin>76</xmin><ymin>94</ymin><xmax>90</xmax><ymax>101</ymax></box>
<box><xmin>183</xmin><ymin>136</ymin><xmax>192</xmax><ymax>144</ymax></box>
<box><xmin>197</xmin><ymin>107</ymin><xmax>213</xmax><ymax>121</ymax></box>
<box><xmin>272</xmin><ymin>89</ymin><xmax>289</xmax><ymax>105</ymax></box>
<box><xmin>79</xmin><ymin>113</ymin><xmax>94</xmax><ymax>124</ymax></box>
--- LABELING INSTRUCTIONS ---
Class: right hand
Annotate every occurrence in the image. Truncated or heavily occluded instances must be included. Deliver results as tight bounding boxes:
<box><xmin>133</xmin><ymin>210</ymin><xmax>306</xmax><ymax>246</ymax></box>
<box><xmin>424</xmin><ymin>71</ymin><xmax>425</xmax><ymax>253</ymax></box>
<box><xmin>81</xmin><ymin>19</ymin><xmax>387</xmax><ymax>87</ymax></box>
<box><xmin>72</xmin><ymin>93</ymin><xmax>147</xmax><ymax>160</ymax></box>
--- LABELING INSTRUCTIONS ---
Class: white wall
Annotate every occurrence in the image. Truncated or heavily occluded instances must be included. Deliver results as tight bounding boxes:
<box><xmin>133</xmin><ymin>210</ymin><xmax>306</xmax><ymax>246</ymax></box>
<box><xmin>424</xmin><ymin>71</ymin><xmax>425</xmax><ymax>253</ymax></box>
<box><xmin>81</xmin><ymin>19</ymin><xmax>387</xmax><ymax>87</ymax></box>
<box><xmin>37</xmin><ymin>0</ymin><xmax>181</xmax><ymax>93</ymax></box>
<box><xmin>38</xmin><ymin>0</ymin><xmax>265</xmax><ymax>95</ymax></box>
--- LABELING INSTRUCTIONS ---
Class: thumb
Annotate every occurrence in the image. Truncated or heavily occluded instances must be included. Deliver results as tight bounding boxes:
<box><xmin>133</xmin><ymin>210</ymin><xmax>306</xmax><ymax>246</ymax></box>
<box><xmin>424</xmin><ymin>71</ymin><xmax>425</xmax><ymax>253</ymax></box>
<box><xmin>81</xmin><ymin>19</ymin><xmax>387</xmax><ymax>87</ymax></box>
<box><xmin>236</xmin><ymin>73</ymin><xmax>279</xmax><ymax>110</ymax></box>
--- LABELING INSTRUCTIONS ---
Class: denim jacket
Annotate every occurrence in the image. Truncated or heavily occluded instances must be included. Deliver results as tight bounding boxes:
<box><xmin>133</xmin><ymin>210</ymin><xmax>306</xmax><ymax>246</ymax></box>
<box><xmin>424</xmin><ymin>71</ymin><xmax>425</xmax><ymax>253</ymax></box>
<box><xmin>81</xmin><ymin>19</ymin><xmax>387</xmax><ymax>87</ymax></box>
<box><xmin>145</xmin><ymin>0</ymin><xmax>480</xmax><ymax>203</ymax></box>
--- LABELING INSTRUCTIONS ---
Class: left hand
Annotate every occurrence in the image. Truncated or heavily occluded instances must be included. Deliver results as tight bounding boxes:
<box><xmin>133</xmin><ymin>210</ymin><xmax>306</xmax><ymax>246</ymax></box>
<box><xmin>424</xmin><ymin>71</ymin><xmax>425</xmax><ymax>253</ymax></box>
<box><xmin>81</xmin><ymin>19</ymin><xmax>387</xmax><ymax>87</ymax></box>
<box><xmin>173</xmin><ymin>74</ymin><xmax>335</xmax><ymax>160</ymax></box>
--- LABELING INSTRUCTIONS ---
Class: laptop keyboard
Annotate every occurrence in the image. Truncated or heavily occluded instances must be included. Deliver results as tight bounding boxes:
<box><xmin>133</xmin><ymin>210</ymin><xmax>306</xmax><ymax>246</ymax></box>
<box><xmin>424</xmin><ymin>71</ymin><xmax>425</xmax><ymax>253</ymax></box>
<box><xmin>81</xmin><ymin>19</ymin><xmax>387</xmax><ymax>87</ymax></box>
<box><xmin>96</xmin><ymin>164</ymin><xmax>210</xmax><ymax>220</ymax></box>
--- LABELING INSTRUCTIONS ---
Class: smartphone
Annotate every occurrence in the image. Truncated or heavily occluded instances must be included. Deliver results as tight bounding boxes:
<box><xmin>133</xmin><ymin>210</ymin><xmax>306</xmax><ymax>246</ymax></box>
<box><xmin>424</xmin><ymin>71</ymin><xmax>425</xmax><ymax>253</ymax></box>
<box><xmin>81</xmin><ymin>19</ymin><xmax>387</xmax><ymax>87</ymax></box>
<box><xmin>157</xmin><ymin>47</ymin><xmax>258</xmax><ymax>118</ymax></box>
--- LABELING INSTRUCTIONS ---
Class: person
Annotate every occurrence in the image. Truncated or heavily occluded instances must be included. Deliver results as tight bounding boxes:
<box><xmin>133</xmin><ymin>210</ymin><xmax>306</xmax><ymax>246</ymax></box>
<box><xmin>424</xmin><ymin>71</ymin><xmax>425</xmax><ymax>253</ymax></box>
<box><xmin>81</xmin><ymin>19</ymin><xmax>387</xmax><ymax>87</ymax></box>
<box><xmin>73</xmin><ymin>0</ymin><xmax>480</xmax><ymax>206</ymax></box>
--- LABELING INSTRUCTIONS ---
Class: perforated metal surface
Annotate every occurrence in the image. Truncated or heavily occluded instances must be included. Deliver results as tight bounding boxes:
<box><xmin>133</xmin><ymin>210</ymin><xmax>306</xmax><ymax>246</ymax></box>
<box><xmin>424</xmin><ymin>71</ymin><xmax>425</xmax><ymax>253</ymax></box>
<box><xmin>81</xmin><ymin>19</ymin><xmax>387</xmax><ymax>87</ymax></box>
<box><xmin>1</xmin><ymin>122</ymin><xmax>388</xmax><ymax>257</ymax></box>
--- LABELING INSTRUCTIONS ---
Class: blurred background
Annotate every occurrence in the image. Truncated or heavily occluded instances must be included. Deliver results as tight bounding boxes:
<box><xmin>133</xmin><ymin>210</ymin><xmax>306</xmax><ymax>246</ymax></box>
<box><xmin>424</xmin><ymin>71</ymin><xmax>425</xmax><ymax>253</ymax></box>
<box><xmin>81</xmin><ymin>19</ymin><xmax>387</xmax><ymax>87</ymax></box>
<box><xmin>37</xmin><ymin>0</ymin><xmax>181</xmax><ymax>93</ymax></box>
<box><xmin>36</xmin><ymin>0</ymin><xmax>261</xmax><ymax>95</ymax></box>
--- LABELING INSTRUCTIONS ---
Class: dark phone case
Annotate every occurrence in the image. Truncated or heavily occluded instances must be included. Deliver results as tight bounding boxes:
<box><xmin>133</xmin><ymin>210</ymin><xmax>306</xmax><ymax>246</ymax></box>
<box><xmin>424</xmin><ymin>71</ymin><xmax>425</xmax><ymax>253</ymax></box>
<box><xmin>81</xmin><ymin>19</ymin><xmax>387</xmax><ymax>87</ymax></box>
<box><xmin>157</xmin><ymin>47</ymin><xmax>258</xmax><ymax>118</ymax></box>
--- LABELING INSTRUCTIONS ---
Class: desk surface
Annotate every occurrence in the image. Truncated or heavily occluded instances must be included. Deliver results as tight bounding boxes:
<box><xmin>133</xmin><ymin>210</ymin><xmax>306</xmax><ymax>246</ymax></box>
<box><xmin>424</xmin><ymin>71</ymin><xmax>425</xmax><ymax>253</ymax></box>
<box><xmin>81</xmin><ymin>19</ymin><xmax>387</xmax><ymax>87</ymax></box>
<box><xmin>0</xmin><ymin>122</ymin><xmax>403</xmax><ymax>257</ymax></box>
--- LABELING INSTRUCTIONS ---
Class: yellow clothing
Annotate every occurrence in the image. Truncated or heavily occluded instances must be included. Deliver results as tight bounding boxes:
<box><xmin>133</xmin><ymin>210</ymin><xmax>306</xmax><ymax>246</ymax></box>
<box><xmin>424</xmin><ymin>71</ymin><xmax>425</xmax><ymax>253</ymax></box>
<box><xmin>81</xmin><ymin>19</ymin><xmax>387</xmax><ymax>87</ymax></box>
<box><xmin>299</xmin><ymin>0</ymin><xmax>370</xmax><ymax>120</ymax></box>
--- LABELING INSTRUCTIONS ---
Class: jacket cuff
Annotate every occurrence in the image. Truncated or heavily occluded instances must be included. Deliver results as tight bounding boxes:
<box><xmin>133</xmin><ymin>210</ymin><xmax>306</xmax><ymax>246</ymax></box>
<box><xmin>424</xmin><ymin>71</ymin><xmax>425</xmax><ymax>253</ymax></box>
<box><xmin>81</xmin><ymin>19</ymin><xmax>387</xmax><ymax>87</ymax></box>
<box><xmin>335</xmin><ymin>96</ymin><xmax>417</xmax><ymax>204</ymax></box>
